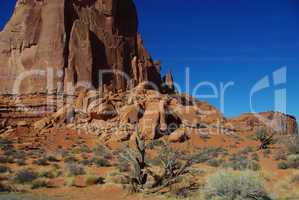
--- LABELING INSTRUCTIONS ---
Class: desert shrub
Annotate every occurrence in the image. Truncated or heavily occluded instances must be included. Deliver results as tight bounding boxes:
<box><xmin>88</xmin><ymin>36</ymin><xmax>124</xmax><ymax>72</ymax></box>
<box><xmin>277</xmin><ymin>162</ymin><xmax>289</xmax><ymax>170</ymax></box>
<box><xmin>80</xmin><ymin>145</ymin><xmax>92</xmax><ymax>153</ymax></box>
<box><xmin>93</xmin><ymin>144</ymin><xmax>112</xmax><ymax>159</ymax></box>
<box><xmin>63</xmin><ymin>155</ymin><xmax>77</xmax><ymax>163</ymax></box>
<box><xmin>39</xmin><ymin>169</ymin><xmax>62</xmax><ymax>179</ymax></box>
<box><xmin>117</xmin><ymin>156</ymin><xmax>131</xmax><ymax>172</ymax></box>
<box><xmin>47</xmin><ymin>155</ymin><xmax>60</xmax><ymax>162</ymax></box>
<box><xmin>291</xmin><ymin>174</ymin><xmax>299</xmax><ymax>184</ymax></box>
<box><xmin>0</xmin><ymin>155</ymin><xmax>14</xmax><ymax>164</ymax></box>
<box><xmin>255</xmin><ymin>129</ymin><xmax>275</xmax><ymax>150</ymax></box>
<box><xmin>120</xmin><ymin>132</ymin><xmax>193</xmax><ymax>194</ymax></box>
<box><xmin>146</xmin><ymin>139</ymin><xmax>165</xmax><ymax>150</ymax></box>
<box><xmin>14</xmin><ymin>169</ymin><xmax>38</xmax><ymax>184</ymax></box>
<box><xmin>66</xmin><ymin>163</ymin><xmax>86</xmax><ymax>176</ymax></box>
<box><xmin>204</xmin><ymin>170</ymin><xmax>270</xmax><ymax>200</ymax></box>
<box><xmin>191</xmin><ymin>147</ymin><xmax>227</xmax><ymax>163</ymax></box>
<box><xmin>263</xmin><ymin>149</ymin><xmax>271</xmax><ymax>158</ymax></box>
<box><xmin>207</xmin><ymin>159</ymin><xmax>224</xmax><ymax>167</ymax></box>
<box><xmin>286</xmin><ymin>154</ymin><xmax>299</xmax><ymax>169</ymax></box>
<box><xmin>31</xmin><ymin>178</ymin><xmax>49</xmax><ymax>189</ymax></box>
<box><xmin>15</xmin><ymin>158</ymin><xmax>26</xmax><ymax>166</ymax></box>
<box><xmin>84</xmin><ymin>175</ymin><xmax>104</xmax><ymax>186</ymax></box>
<box><xmin>33</xmin><ymin>157</ymin><xmax>49</xmax><ymax>166</ymax></box>
<box><xmin>224</xmin><ymin>154</ymin><xmax>260</xmax><ymax>171</ymax></box>
<box><xmin>93</xmin><ymin>157</ymin><xmax>111</xmax><ymax>167</ymax></box>
<box><xmin>0</xmin><ymin>138</ymin><xmax>12</xmax><ymax>150</ymax></box>
<box><xmin>274</xmin><ymin>150</ymin><xmax>287</xmax><ymax>161</ymax></box>
<box><xmin>251</xmin><ymin>153</ymin><xmax>260</xmax><ymax>161</ymax></box>
<box><xmin>286</xmin><ymin>135</ymin><xmax>299</xmax><ymax>155</ymax></box>
<box><xmin>238</xmin><ymin>147</ymin><xmax>255</xmax><ymax>155</ymax></box>
<box><xmin>0</xmin><ymin>165</ymin><xmax>10</xmax><ymax>173</ymax></box>
<box><xmin>79</xmin><ymin>158</ymin><xmax>93</xmax><ymax>166</ymax></box>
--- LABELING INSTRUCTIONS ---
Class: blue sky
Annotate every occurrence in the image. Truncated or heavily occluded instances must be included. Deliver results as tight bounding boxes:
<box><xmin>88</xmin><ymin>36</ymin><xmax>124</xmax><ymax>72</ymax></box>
<box><xmin>1</xmin><ymin>0</ymin><xmax>298</xmax><ymax>119</ymax></box>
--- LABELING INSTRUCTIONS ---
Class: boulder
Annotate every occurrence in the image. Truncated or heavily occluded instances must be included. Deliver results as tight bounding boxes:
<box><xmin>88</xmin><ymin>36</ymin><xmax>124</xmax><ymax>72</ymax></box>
<box><xmin>33</xmin><ymin>104</ymin><xmax>75</xmax><ymax>130</ymax></box>
<box><xmin>119</xmin><ymin>104</ymin><xmax>142</xmax><ymax>124</ymax></box>
<box><xmin>139</xmin><ymin>102</ymin><xmax>161</xmax><ymax>140</ymax></box>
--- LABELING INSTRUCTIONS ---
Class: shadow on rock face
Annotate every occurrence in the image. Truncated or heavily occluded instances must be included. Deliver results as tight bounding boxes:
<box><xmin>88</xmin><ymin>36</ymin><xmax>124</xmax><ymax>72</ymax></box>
<box><xmin>115</xmin><ymin>0</ymin><xmax>138</xmax><ymax>37</ymax></box>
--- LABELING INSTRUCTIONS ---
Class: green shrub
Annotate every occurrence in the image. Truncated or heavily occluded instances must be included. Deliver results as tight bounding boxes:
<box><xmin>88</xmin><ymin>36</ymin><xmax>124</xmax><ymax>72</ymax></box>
<box><xmin>277</xmin><ymin>162</ymin><xmax>289</xmax><ymax>170</ymax></box>
<box><xmin>191</xmin><ymin>147</ymin><xmax>227</xmax><ymax>163</ymax></box>
<box><xmin>225</xmin><ymin>154</ymin><xmax>260</xmax><ymax>171</ymax></box>
<box><xmin>286</xmin><ymin>135</ymin><xmax>299</xmax><ymax>155</ymax></box>
<box><xmin>286</xmin><ymin>154</ymin><xmax>299</xmax><ymax>169</ymax></box>
<box><xmin>33</xmin><ymin>157</ymin><xmax>49</xmax><ymax>166</ymax></box>
<box><xmin>63</xmin><ymin>155</ymin><xmax>77</xmax><ymax>163</ymax></box>
<box><xmin>255</xmin><ymin>129</ymin><xmax>275</xmax><ymax>149</ymax></box>
<box><xmin>16</xmin><ymin>158</ymin><xmax>26</xmax><ymax>166</ymax></box>
<box><xmin>207</xmin><ymin>159</ymin><xmax>224</xmax><ymax>167</ymax></box>
<box><xmin>79</xmin><ymin>158</ymin><xmax>93</xmax><ymax>166</ymax></box>
<box><xmin>273</xmin><ymin>150</ymin><xmax>287</xmax><ymax>161</ymax></box>
<box><xmin>84</xmin><ymin>175</ymin><xmax>104</xmax><ymax>186</ymax></box>
<box><xmin>93</xmin><ymin>157</ymin><xmax>111</xmax><ymax>167</ymax></box>
<box><xmin>251</xmin><ymin>153</ymin><xmax>260</xmax><ymax>161</ymax></box>
<box><xmin>66</xmin><ymin>163</ymin><xmax>86</xmax><ymax>176</ymax></box>
<box><xmin>93</xmin><ymin>144</ymin><xmax>112</xmax><ymax>159</ymax></box>
<box><xmin>291</xmin><ymin>174</ymin><xmax>299</xmax><ymax>184</ymax></box>
<box><xmin>31</xmin><ymin>178</ymin><xmax>49</xmax><ymax>189</ymax></box>
<box><xmin>0</xmin><ymin>138</ymin><xmax>12</xmax><ymax>150</ymax></box>
<box><xmin>0</xmin><ymin>165</ymin><xmax>10</xmax><ymax>173</ymax></box>
<box><xmin>14</xmin><ymin>169</ymin><xmax>38</xmax><ymax>184</ymax></box>
<box><xmin>204</xmin><ymin>170</ymin><xmax>270</xmax><ymax>200</ymax></box>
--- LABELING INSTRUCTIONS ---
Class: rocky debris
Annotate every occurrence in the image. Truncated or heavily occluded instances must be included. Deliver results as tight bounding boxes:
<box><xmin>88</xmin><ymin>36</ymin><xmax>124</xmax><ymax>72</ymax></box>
<box><xmin>33</xmin><ymin>104</ymin><xmax>75</xmax><ymax>131</ymax></box>
<box><xmin>168</xmin><ymin>100</ymin><xmax>202</xmax><ymax>129</ymax></box>
<box><xmin>119</xmin><ymin>104</ymin><xmax>142</xmax><ymax>124</ymax></box>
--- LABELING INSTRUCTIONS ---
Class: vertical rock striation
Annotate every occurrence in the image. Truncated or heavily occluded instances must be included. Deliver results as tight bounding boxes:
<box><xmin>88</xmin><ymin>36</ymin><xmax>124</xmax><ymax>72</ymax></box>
<box><xmin>0</xmin><ymin>0</ymin><xmax>162</xmax><ymax>94</ymax></box>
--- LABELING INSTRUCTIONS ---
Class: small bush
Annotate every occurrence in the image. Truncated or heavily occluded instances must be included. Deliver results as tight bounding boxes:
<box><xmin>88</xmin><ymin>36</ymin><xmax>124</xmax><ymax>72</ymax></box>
<box><xmin>16</xmin><ymin>158</ymin><xmax>26</xmax><ymax>166</ymax></box>
<box><xmin>191</xmin><ymin>147</ymin><xmax>227</xmax><ymax>163</ymax></box>
<box><xmin>85</xmin><ymin>175</ymin><xmax>104</xmax><ymax>186</ymax></box>
<box><xmin>255</xmin><ymin>129</ymin><xmax>275</xmax><ymax>149</ymax></box>
<box><xmin>286</xmin><ymin>154</ymin><xmax>299</xmax><ymax>169</ymax></box>
<box><xmin>93</xmin><ymin>157</ymin><xmax>111</xmax><ymax>167</ymax></box>
<box><xmin>31</xmin><ymin>178</ymin><xmax>49</xmax><ymax>189</ymax></box>
<box><xmin>0</xmin><ymin>165</ymin><xmax>10</xmax><ymax>173</ymax></box>
<box><xmin>80</xmin><ymin>145</ymin><xmax>92</xmax><ymax>153</ymax></box>
<box><xmin>204</xmin><ymin>170</ymin><xmax>270</xmax><ymax>200</ymax></box>
<box><xmin>64</xmin><ymin>155</ymin><xmax>77</xmax><ymax>163</ymax></box>
<box><xmin>79</xmin><ymin>158</ymin><xmax>93</xmax><ymax>166</ymax></box>
<box><xmin>66</xmin><ymin>163</ymin><xmax>86</xmax><ymax>176</ymax></box>
<box><xmin>286</xmin><ymin>135</ymin><xmax>299</xmax><ymax>155</ymax></box>
<box><xmin>14</xmin><ymin>169</ymin><xmax>38</xmax><ymax>184</ymax></box>
<box><xmin>33</xmin><ymin>157</ymin><xmax>49</xmax><ymax>166</ymax></box>
<box><xmin>277</xmin><ymin>162</ymin><xmax>289</xmax><ymax>170</ymax></box>
<box><xmin>274</xmin><ymin>150</ymin><xmax>287</xmax><ymax>161</ymax></box>
<box><xmin>225</xmin><ymin>154</ymin><xmax>260</xmax><ymax>171</ymax></box>
<box><xmin>93</xmin><ymin>145</ymin><xmax>112</xmax><ymax>159</ymax></box>
<box><xmin>291</xmin><ymin>174</ymin><xmax>299</xmax><ymax>184</ymax></box>
<box><xmin>251</xmin><ymin>153</ymin><xmax>260</xmax><ymax>161</ymax></box>
<box><xmin>0</xmin><ymin>138</ymin><xmax>12</xmax><ymax>150</ymax></box>
<box><xmin>207</xmin><ymin>159</ymin><xmax>224</xmax><ymax>167</ymax></box>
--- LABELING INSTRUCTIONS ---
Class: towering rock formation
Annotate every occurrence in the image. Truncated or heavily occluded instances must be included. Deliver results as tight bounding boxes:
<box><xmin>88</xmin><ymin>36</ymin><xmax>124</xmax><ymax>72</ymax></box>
<box><xmin>0</xmin><ymin>0</ymin><xmax>162</xmax><ymax>94</ymax></box>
